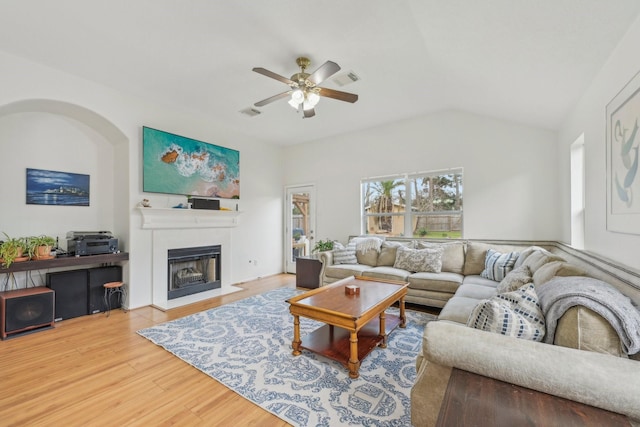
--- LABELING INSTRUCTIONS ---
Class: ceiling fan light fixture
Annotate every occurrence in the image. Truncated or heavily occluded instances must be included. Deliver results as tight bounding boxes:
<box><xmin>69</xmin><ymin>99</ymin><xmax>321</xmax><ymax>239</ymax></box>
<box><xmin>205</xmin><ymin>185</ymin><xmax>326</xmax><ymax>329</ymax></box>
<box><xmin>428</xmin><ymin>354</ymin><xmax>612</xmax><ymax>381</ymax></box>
<box><xmin>288</xmin><ymin>98</ymin><xmax>300</xmax><ymax>109</ymax></box>
<box><xmin>252</xmin><ymin>56</ymin><xmax>357</xmax><ymax>118</ymax></box>
<box><xmin>291</xmin><ymin>89</ymin><xmax>304</xmax><ymax>103</ymax></box>
<box><xmin>307</xmin><ymin>92</ymin><xmax>320</xmax><ymax>106</ymax></box>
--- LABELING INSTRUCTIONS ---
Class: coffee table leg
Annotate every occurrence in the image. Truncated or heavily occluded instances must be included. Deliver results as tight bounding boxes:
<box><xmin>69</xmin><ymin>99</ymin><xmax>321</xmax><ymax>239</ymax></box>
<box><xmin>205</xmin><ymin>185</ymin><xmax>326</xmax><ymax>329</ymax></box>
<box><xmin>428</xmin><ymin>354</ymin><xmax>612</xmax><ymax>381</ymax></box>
<box><xmin>399</xmin><ymin>297</ymin><xmax>406</xmax><ymax>328</ymax></box>
<box><xmin>348</xmin><ymin>331</ymin><xmax>360</xmax><ymax>379</ymax></box>
<box><xmin>292</xmin><ymin>315</ymin><xmax>301</xmax><ymax>356</ymax></box>
<box><xmin>379</xmin><ymin>311</ymin><xmax>387</xmax><ymax>348</ymax></box>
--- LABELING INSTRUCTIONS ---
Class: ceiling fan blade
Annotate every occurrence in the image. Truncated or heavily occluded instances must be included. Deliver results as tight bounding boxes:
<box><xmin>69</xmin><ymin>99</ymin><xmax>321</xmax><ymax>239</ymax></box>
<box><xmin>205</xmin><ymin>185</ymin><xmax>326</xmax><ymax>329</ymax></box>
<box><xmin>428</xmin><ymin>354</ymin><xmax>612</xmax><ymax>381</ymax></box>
<box><xmin>254</xmin><ymin>91</ymin><xmax>291</xmax><ymax>107</ymax></box>
<box><xmin>252</xmin><ymin>67</ymin><xmax>295</xmax><ymax>85</ymax></box>
<box><xmin>303</xmin><ymin>108</ymin><xmax>316</xmax><ymax>118</ymax></box>
<box><xmin>307</xmin><ymin>61</ymin><xmax>341</xmax><ymax>85</ymax></box>
<box><xmin>317</xmin><ymin>87</ymin><xmax>358</xmax><ymax>103</ymax></box>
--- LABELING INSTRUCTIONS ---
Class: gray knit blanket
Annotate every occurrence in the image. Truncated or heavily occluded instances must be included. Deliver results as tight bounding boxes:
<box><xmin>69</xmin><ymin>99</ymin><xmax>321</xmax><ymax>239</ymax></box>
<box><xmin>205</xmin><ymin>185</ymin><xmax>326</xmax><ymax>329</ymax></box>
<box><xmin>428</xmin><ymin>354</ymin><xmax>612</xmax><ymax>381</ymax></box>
<box><xmin>537</xmin><ymin>276</ymin><xmax>640</xmax><ymax>355</ymax></box>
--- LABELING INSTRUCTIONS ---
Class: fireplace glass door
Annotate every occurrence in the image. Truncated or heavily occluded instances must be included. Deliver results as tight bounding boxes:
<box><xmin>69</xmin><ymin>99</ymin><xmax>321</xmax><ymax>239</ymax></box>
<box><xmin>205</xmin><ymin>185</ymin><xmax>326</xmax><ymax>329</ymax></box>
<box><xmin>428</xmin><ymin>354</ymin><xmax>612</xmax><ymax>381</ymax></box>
<box><xmin>167</xmin><ymin>245</ymin><xmax>221</xmax><ymax>300</ymax></box>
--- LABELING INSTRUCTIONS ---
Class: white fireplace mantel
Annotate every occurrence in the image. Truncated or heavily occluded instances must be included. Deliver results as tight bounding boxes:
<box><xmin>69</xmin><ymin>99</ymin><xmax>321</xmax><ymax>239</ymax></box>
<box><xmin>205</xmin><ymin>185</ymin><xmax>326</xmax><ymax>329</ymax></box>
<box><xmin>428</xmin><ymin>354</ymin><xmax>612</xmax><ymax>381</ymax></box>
<box><xmin>137</xmin><ymin>207</ymin><xmax>241</xmax><ymax>229</ymax></box>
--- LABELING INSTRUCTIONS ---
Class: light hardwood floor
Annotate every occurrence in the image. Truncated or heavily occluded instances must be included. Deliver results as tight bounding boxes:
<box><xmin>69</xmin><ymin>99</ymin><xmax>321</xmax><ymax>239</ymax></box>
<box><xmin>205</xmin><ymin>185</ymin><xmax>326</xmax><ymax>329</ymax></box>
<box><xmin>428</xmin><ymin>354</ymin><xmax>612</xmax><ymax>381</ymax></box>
<box><xmin>0</xmin><ymin>274</ymin><xmax>297</xmax><ymax>426</ymax></box>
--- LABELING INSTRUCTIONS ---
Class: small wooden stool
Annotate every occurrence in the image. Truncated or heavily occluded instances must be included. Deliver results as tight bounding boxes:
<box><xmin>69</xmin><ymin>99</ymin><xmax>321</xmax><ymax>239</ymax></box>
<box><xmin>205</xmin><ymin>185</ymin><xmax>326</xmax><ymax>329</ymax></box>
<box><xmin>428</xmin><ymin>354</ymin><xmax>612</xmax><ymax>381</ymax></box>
<box><xmin>103</xmin><ymin>281</ymin><xmax>126</xmax><ymax>317</ymax></box>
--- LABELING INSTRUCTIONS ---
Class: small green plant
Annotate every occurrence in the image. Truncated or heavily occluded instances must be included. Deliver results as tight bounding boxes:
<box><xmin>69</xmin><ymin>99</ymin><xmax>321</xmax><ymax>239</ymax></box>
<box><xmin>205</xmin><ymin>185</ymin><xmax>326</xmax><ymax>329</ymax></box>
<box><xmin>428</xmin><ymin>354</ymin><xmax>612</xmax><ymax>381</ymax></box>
<box><xmin>312</xmin><ymin>239</ymin><xmax>334</xmax><ymax>253</ymax></box>
<box><xmin>27</xmin><ymin>235</ymin><xmax>56</xmax><ymax>258</ymax></box>
<box><xmin>417</xmin><ymin>227</ymin><xmax>429</xmax><ymax>237</ymax></box>
<box><xmin>0</xmin><ymin>233</ymin><xmax>28</xmax><ymax>268</ymax></box>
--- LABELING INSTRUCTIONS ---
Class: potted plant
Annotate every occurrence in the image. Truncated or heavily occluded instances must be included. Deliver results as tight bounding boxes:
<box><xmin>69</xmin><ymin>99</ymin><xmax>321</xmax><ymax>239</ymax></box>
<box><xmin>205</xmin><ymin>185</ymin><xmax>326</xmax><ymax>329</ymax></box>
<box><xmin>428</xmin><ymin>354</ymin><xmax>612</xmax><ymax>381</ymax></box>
<box><xmin>312</xmin><ymin>239</ymin><xmax>334</xmax><ymax>254</ymax></box>
<box><xmin>27</xmin><ymin>235</ymin><xmax>56</xmax><ymax>260</ymax></box>
<box><xmin>0</xmin><ymin>233</ymin><xmax>29</xmax><ymax>268</ymax></box>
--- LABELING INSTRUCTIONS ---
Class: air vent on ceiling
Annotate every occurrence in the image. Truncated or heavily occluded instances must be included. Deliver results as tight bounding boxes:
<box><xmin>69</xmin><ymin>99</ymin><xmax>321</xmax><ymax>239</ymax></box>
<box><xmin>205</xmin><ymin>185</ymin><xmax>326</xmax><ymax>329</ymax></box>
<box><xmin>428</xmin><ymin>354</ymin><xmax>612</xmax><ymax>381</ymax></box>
<box><xmin>240</xmin><ymin>107</ymin><xmax>262</xmax><ymax>117</ymax></box>
<box><xmin>332</xmin><ymin>70</ymin><xmax>360</xmax><ymax>87</ymax></box>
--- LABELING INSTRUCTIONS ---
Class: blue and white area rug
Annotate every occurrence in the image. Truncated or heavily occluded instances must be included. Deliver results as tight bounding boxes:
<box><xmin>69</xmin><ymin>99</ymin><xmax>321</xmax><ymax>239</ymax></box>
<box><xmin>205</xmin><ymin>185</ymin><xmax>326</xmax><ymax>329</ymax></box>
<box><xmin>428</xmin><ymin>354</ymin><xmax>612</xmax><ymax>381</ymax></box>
<box><xmin>137</xmin><ymin>287</ymin><xmax>435</xmax><ymax>426</ymax></box>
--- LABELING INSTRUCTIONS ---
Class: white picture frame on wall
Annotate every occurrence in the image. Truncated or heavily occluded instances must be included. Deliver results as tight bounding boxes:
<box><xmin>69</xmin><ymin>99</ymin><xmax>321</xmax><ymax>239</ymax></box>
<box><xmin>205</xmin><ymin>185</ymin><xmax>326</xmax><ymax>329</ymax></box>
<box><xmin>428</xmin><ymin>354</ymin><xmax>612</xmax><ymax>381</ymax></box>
<box><xmin>606</xmin><ymin>69</ymin><xmax>640</xmax><ymax>235</ymax></box>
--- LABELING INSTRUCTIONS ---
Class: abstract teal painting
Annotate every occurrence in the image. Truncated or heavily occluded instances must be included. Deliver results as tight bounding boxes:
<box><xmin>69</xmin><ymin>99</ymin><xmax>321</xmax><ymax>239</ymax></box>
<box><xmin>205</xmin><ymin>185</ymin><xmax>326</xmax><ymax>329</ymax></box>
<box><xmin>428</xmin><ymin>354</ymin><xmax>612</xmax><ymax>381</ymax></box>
<box><xmin>607</xmin><ymin>71</ymin><xmax>640</xmax><ymax>234</ymax></box>
<box><xmin>143</xmin><ymin>127</ymin><xmax>240</xmax><ymax>199</ymax></box>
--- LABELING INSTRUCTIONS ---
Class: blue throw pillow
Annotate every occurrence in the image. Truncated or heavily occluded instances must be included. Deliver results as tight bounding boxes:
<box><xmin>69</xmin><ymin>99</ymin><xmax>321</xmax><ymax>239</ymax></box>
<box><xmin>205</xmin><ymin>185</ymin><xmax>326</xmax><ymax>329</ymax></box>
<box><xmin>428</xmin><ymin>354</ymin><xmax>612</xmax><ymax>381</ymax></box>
<box><xmin>481</xmin><ymin>249</ymin><xmax>520</xmax><ymax>281</ymax></box>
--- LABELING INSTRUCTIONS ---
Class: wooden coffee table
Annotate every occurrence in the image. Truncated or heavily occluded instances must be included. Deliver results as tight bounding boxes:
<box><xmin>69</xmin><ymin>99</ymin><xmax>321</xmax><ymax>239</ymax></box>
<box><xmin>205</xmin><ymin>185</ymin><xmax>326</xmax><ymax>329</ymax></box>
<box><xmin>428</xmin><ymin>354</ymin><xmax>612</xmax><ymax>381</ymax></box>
<box><xmin>287</xmin><ymin>276</ymin><xmax>408</xmax><ymax>378</ymax></box>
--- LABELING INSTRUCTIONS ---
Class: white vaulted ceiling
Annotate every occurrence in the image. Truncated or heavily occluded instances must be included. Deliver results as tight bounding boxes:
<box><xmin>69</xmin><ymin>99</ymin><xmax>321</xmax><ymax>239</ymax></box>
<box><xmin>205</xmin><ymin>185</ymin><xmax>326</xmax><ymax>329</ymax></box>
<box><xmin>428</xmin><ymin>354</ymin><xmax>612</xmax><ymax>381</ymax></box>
<box><xmin>0</xmin><ymin>0</ymin><xmax>639</xmax><ymax>145</ymax></box>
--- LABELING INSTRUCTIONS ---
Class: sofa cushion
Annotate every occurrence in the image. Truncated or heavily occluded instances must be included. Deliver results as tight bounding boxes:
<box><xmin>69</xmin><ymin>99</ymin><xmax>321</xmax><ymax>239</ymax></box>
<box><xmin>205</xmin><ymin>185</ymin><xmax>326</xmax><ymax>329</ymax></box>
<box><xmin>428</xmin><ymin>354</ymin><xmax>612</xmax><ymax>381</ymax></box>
<box><xmin>520</xmin><ymin>248</ymin><xmax>565</xmax><ymax>274</ymax></box>
<box><xmin>405</xmin><ymin>289</ymin><xmax>453</xmax><ymax>308</ymax></box>
<box><xmin>513</xmin><ymin>245</ymin><xmax>547</xmax><ymax>268</ymax></box>
<box><xmin>362</xmin><ymin>266</ymin><xmax>411</xmax><ymax>282</ymax></box>
<box><xmin>480</xmin><ymin>249</ymin><xmax>520</xmax><ymax>281</ymax></box>
<box><xmin>324</xmin><ymin>264</ymin><xmax>372</xmax><ymax>280</ymax></box>
<box><xmin>463</xmin><ymin>242</ymin><xmax>491</xmax><ymax>276</ymax></box>
<box><xmin>356</xmin><ymin>250</ymin><xmax>379</xmax><ymax>267</ymax></box>
<box><xmin>467</xmin><ymin>283</ymin><xmax>546</xmax><ymax>341</ymax></box>
<box><xmin>554</xmin><ymin>305</ymin><xmax>624</xmax><ymax>357</ymax></box>
<box><xmin>408</xmin><ymin>271</ymin><xmax>463</xmax><ymax>293</ymax></box>
<box><xmin>416</xmin><ymin>241</ymin><xmax>465</xmax><ymax>274</ymax></box>
<box><xmin>438</xmin><ymin>296</ymin><xmax>481</xmax><ymax>324</ymax></box>
<box><xmin>332</xmin><ymin>241</ymin><xmax>357</xmax><ymax>265</ymax></box>
<box><xmin>377</xmin><ymin>241</ymin><xmax>411</xmax><ymax>266</ymax></box>
<box><xmin>463</xmin><ymin>242</ymin><xmax>526</xmax><ymax>275</ymax></box>
<box><xmin>394</xmin><ymin>245</ymin><xmax>444</xmax><ymax>273</ymax></box>
<box><xmin>532</xmin><ymin>261</ymin><xmax>587</xmax><ymax>286</ymax></box>
<box><xmin>497</xmin><ymin>265</ymin><xmax>533</xmax><ymax>293</ymax></box>
<box><xmin>454</xmin><ymin>283</ymin><xmax>497</xmax><ymax>300</ymax></box>
<box><xmin>352</xmin><ymin>236</ymin><xmax>384</xmax><ymax>267</ymax></box>
<box><xmin>462</xmin><ymin>275</ymin><xmax>500</xmax><ymax>288</ymax></box>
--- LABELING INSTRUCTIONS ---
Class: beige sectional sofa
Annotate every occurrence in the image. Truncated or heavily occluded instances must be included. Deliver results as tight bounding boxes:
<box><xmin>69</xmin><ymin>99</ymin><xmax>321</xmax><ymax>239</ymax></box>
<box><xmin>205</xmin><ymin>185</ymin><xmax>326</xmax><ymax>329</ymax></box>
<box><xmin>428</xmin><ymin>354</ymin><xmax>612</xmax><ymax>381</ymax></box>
<box><xmin>316</xmin><ymin>237</ymin><xmax>640</xmax><ymax>425</ymax></box>
<box><xmin>318</xmin><ymin>237</ymin><xmax>469</xmax><ymax>307</ymax></box>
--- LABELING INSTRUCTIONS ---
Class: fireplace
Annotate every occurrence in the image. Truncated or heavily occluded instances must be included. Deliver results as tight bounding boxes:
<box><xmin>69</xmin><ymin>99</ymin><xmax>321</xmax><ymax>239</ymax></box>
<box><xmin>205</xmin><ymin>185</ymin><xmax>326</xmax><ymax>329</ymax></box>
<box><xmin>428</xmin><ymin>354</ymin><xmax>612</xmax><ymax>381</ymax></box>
<box><xmin>142</xmin><ymin>209</ymin><xmax>241</xmax><ymax>310</ymax></box>
<box><xmin>167</xmin><ymin>245</ymin><xmax>221</xmax><ymax>300</ymax></box>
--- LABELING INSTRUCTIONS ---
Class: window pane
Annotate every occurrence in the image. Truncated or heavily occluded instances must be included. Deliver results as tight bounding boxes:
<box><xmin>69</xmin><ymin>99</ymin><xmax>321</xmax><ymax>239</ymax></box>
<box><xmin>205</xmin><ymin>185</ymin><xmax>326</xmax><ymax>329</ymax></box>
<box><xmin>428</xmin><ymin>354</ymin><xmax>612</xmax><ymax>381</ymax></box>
<box><xmin>410</xmin><ymin>172</ymin><xmax>463</xmax><ymax>239</ymax></box>
<box><xmin>410</xmin><ymin>173</ymin><xmax>463</xmax><ymax>213</ymax></box>
<box><xmin>413</xmin><ymin>213</ymin><xmax>462</xmax><ymax>239</ymax></box>
<box><xmin>364</xmin><ymin>214</ymin><xmax>405</xmax><ymax>236</ymax></box>
<box><xmin>362</xmin><ymin>179</ymin><xmax>406</xmax><ymax>235</ymax></box>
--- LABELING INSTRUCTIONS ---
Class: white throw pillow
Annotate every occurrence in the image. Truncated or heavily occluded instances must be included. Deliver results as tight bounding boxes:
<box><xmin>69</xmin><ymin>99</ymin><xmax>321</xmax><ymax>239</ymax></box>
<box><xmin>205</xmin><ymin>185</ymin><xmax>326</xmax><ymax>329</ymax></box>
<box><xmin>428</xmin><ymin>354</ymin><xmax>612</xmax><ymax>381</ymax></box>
<box><xmin>393</xmin><ymin>245</ymin><xmax>443</xmax><ymax>273</ymax></box>
<box><xmin>480</xmin><ymin>249</ymin><xmax>520</xmax><ymax>281</ymax></box>
<box><xmin>467</xmin><ymin>282</ymin><xmax>546</xmax><ymax>341</ymax></box>
<box><xmin>332</xmin><ymin>241</ymin><xmax>357</xmax><ymax>265</ymax></box>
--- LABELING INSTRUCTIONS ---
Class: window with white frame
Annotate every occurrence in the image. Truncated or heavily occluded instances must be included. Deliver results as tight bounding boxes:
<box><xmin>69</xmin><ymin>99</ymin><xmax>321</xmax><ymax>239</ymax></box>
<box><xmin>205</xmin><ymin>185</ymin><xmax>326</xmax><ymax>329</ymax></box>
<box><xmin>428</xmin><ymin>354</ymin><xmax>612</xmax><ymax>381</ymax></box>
<box><xmin>361</xmin><ymin>169</ymin><xmax>463</xmax><ymax>238</ymax></box>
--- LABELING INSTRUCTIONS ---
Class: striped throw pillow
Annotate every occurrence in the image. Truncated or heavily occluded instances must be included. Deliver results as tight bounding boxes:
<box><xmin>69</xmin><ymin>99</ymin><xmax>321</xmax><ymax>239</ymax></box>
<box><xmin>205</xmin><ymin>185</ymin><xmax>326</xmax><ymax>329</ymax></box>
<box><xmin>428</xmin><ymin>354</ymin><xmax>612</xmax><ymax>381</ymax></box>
<box><xmin>332</xmin><ymin>241</ymin><xmax>357</xmax><ymax>265</ymax></box>
<box><xmin>480</xmin><ymin>249</ymin><xmax>520</xmax><ymax>281</ymax></box>
<box><xmin>467</xmin><ymin>282</ymin><xmax>546</xmax><ymax>341</ymax></box>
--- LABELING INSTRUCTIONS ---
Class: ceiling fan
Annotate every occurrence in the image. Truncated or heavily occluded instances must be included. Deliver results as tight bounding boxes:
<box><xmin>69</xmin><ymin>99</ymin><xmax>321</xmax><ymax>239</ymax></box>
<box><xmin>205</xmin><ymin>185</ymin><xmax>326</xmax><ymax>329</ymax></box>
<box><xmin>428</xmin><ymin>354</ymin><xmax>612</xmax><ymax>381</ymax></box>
<box><xmin>252</xmin><ymin>57</ymin><xmax>358</xmax><ymax>118</ymax></box>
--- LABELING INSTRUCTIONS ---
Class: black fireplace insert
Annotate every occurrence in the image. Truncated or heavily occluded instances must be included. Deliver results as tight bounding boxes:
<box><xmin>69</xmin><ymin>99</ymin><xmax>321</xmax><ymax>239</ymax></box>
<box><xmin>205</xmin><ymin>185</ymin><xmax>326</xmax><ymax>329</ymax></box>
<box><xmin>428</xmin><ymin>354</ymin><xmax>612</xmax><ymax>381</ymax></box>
<box><xmin>167</xmin><ymin>245</ymin><xmax>221</xmax><ymax>300</ymax></box>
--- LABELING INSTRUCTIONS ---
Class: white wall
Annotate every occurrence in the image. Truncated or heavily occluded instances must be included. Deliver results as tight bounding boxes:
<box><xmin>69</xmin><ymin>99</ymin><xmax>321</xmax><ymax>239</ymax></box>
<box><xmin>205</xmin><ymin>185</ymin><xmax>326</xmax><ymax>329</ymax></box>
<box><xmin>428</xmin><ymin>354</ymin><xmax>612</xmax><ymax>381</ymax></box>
<box><xmin>0</xmin><ymin>51</ymin><xmax>284</xmax><ymax>308</ymax></box>
<box><xmin>0</xmin><ymin>112</ymin><xmax>114</xmax><ymax>238</ymax></box>
<box><xmin>558</xmin><ymin>15</ymin><xmax>640</xmax><ymax>270</ymax></box>
<box><xmin>283</xmin><ymin>110</ymin><xmax>559</xmax><ymax>243</ymax></box>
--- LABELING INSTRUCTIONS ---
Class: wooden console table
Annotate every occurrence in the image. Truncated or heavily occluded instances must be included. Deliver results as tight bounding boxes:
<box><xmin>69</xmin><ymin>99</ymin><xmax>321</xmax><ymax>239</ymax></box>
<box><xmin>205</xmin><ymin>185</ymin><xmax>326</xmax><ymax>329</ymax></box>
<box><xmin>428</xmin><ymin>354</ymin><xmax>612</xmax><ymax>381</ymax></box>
<box><xmin>0</xmin><ymin>253</ymin><xmax>129</xmax><ymax>274</ymax></box>
<box><xmin>436</xmin><ymin>369</ymin><xmax>630</xmax><ymax>426</ymax></box>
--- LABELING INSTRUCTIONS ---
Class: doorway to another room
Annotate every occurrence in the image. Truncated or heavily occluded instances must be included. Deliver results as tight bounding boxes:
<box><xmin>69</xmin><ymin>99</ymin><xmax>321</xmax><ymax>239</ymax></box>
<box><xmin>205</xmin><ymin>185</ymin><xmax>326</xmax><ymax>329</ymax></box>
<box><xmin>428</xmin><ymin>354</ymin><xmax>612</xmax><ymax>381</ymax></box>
<box><xmin>284</xmin><ymin>185</ymin><xmax>316</xmax><ymax>274</ymax></box>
